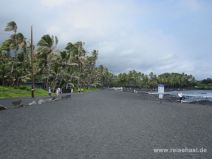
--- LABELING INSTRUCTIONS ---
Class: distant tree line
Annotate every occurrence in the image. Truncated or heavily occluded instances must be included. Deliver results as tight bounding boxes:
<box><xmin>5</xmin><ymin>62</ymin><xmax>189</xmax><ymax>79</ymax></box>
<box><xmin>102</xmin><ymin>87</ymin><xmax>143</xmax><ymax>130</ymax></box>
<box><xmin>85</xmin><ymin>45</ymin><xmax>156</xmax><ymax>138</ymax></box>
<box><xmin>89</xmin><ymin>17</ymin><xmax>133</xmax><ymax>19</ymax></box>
<box><xmin>0</xmin><ymin>21</ymin><xmax>211</xmax><ymax>90</ymax></box>
<box><xmin>111</xmin><ymin>71</ymin><xmax>196</xmax><ymax>89</ymax></box>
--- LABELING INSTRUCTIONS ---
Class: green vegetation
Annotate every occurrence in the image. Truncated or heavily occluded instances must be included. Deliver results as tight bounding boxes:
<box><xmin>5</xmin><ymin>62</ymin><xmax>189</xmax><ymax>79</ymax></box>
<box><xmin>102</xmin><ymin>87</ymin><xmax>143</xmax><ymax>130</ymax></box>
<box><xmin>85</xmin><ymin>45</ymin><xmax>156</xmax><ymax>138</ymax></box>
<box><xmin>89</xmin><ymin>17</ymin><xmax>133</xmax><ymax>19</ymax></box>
<box><xmin>0</xmin><ymin>86</ymin><xmax>48</xmax><ymax>98</ymax></box>
<box><xmin>196</xmin><ymin>78</ymin><xmax>212</xmax><ymax>89</ymax></box>
<box><xmin>0</xmin><ymin>20</ymin><xmax>212</xmax><ymax>98</ymax></box>
<box><xmin>111</xmin><ymin>71</ymin><xmax>196</xmax><ymax>89</ymax></box>
<box><xmin>0</xmin><ymin>21</ymin><xmax>111</xmax><ymax>92</ymax></box>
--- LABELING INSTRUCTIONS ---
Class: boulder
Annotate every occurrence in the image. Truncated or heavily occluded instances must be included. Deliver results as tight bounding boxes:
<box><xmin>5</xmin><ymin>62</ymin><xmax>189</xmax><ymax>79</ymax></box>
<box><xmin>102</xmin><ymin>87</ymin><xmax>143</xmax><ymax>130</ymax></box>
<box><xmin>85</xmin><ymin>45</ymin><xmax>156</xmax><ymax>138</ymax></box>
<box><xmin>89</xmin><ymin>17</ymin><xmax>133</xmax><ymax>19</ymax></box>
<box><xmin>12</xmin><ymin>99</ymin><xmax>22</xmax><ymax>106</ymax></box>
<box><xmin>0</xmin><ymin>105</ymin><xmax>7</xmax><ymax>111</ymax></box>
<box><xmin>11</xmin><ymin>99</ymin><xmax>24</xmax><ymax>108</ymax></box>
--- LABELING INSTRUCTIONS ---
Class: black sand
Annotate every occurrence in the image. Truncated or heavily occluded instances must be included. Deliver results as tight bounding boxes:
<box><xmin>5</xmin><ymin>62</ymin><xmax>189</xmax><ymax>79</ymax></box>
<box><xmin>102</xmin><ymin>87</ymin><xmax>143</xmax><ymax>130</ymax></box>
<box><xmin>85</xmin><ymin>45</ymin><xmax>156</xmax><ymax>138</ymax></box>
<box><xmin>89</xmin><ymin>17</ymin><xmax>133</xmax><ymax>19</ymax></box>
<box><xmin>0</xmin><ymin>90</ymin><xmax>212</xmax><ymax>159</ymax></box>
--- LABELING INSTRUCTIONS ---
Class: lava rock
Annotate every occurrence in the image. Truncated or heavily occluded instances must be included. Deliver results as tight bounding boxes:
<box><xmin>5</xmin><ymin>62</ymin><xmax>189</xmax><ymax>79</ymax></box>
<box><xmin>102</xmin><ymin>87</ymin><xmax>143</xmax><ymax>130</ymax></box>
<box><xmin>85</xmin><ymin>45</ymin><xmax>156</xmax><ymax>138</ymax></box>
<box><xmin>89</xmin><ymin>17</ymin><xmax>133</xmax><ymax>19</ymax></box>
<box><xmin>0</xmin><ymin>105</ymin><xmax>7</xmax><ymax>111</ymax></box>
<box><xmin>12</xmin><ymin>99</ymin><xmax>22</xmax><ymax>106</ymax></box>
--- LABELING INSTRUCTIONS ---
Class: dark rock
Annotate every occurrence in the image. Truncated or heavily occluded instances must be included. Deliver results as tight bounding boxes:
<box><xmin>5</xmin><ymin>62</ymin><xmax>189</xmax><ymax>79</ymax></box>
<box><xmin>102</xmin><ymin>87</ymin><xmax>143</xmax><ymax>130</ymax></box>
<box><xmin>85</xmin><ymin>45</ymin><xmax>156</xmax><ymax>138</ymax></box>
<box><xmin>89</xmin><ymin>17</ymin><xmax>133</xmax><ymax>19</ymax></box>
<box><xmin>0</xmin><ymin>105</ymin><xmax>7</xmax><ymax>111</ymax></box>
<box><xmin>190</xmin><ymin>100</ymin><xmax>212</xmax><ymax>105</ymax></box>
<box><xmin>12</xmin><ymin>99</ymin><xmax>22</xmax><ymax>106</ymax></box>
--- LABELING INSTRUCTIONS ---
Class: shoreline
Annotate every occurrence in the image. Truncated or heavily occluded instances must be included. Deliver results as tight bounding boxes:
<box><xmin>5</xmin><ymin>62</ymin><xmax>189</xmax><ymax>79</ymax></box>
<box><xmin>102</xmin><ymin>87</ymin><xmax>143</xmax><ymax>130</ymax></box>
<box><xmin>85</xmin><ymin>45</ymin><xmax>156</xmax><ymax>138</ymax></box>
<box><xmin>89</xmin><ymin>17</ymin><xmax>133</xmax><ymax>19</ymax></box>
<box><xmin>120</xmin><ymin>88</ymin><xmax>212</xmax><ymax>106</ymax></box>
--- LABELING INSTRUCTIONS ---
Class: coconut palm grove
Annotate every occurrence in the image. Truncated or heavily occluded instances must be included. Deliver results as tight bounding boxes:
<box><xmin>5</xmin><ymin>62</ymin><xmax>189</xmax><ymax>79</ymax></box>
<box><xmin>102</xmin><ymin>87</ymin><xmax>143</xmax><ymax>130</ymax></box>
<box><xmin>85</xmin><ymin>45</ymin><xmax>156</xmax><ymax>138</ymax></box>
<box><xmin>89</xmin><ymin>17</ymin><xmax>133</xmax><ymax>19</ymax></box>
<box><xmin>0</xmin><ymin>21</ymin><xmax>212</xmax><ymax>97</ymax></box>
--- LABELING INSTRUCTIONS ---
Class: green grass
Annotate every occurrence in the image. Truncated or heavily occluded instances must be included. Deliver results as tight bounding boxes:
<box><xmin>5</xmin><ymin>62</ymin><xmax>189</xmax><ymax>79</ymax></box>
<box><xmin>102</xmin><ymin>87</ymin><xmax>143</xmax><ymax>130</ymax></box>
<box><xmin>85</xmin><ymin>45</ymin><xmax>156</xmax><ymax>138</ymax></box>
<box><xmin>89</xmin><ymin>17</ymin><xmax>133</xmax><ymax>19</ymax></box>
<box><xmin>0</xmin><ymin>86</ymin><xmax>48</xmax><ymax>99</ymax></box>
<box><xmin>0</xmin><ymin>86</ymin><xmax>98</xmax><ymax>99</ymax></box>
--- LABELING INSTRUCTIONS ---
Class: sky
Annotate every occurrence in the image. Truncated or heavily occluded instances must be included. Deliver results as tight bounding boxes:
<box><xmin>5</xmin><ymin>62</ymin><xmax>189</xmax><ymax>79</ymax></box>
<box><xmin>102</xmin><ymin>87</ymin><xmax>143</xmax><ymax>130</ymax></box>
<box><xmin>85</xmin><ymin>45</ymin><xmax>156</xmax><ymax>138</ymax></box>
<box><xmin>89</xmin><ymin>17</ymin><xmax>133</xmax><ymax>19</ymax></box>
<box><xmin>0</xmin><ymin>0</ymin><xmax>212</xmax><ymax>79</ymax></box>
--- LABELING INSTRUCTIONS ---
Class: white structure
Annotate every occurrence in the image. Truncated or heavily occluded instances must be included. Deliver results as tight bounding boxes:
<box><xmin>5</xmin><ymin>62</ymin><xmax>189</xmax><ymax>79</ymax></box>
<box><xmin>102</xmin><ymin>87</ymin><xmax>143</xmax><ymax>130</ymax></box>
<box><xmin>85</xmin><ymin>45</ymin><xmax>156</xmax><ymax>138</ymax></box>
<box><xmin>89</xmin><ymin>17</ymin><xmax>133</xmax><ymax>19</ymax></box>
<box><xmin>158</xmin><ymin>84</ymin><xmax>164</xmax><ymax>100</ymax></box>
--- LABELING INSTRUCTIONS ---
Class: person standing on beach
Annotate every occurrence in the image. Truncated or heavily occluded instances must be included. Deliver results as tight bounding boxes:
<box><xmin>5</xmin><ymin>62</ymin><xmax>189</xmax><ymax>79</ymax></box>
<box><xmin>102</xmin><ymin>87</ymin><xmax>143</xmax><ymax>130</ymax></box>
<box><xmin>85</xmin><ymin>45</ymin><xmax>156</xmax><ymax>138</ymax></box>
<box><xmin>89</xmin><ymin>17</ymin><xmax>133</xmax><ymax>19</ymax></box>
<box><xmin>178</xmin><ymin>92</ymin><xmax>183</xmax><ymax>103</ymax></box>
<box><xmin>48</xmin><ymin>87</ymin><xmax>52</xmax><ymax>97</ymax></box>
<box><xmin>159</xmin><ymin>93</ymin><xmax>163</xmax><ymax>103</ymax></box>
<box><xmin>158</xmin><ymin>84</ymin><xmax>164</xmax><ymax>103</ymax></box>
<box><xmin>56</xmin><ymin>88</ymin><xmax>60</xmax><ymax>96</ymax></box>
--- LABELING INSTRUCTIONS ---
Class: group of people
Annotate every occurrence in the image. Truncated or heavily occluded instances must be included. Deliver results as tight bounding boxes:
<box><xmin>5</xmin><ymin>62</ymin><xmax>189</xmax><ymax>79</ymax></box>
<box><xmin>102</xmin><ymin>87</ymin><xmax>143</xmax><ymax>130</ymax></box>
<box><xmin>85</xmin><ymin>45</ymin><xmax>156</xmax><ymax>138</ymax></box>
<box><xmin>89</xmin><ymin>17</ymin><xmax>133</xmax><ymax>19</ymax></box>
<box><xmin>48</xmin><ymin>87</ymin><xmax>62</xmax><ymax>97</ymax></box>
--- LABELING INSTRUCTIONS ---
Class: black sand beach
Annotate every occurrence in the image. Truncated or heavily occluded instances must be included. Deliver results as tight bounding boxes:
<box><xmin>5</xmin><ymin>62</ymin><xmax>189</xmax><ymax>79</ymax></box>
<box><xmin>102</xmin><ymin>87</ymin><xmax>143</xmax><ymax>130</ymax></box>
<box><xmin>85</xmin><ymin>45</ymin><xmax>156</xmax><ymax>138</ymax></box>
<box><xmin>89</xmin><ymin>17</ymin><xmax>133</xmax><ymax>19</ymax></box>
<box><xmin>0</xmin><ymin>90</ymin><xmax>212</xmax><ymax>159</ymax></box>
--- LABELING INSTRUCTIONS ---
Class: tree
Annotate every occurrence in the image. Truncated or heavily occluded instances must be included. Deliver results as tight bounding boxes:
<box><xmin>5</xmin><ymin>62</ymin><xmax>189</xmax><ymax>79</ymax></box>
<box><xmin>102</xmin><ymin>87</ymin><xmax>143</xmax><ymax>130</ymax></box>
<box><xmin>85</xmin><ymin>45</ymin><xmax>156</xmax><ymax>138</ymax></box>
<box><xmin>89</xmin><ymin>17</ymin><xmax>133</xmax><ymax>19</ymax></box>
<box><xmin>4</xmin><ymin>21</ymin><xmax>17</xmax><ymax>33</ymax></box>
<box><xmin>1</xmin><ymin>21</ymin><xmax>28</xmax><ymax>86</ymax></box>
<box><xmin>37</xmin><ymin>34</ymin><xmax>58</xmax><ymax>88</ymax></box>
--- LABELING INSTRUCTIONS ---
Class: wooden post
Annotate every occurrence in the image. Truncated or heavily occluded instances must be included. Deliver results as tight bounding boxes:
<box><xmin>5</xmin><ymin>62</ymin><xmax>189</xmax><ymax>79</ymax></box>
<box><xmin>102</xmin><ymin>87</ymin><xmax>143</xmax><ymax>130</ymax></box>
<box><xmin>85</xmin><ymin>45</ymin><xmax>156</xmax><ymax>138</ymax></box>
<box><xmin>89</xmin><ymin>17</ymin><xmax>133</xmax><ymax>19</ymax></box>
<box><xmin>31</xmin><ymin>26</ymin><xmax>35</xmax><ymax>98</ymax></box>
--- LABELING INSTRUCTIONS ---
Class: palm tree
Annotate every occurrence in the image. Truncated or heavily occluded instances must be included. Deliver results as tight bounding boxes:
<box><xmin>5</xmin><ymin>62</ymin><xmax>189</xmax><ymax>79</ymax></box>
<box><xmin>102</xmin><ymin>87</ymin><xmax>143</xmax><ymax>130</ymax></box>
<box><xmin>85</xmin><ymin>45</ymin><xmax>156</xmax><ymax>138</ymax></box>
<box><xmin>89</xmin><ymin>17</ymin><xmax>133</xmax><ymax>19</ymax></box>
<box><xmin>5</xmin><ymin>21</ymin><xmax>18</xmax><ymax>58</ymax></box>
<box><xmin>4</xmin><ymin>21</ymin><xmax>17</xmax><ymax>33</ymax></box>
<box><xmin>3</xmin><ymin>21</ymin><xmax>28</xmax><ymax>86</ymax></box>
<box><xmin>1</xmin><ymin>22</ymin><xmax>111</xmax><ymax>89</ymax></box>
<box><xmin>65</xmin><ymin>42</ymin><xmax>87</xmax><ymax>89</ymax></box>
<box><xmin>37</xmin><ymin>34</ymin><xmax>58</xmax><ymax>88</ymax></box>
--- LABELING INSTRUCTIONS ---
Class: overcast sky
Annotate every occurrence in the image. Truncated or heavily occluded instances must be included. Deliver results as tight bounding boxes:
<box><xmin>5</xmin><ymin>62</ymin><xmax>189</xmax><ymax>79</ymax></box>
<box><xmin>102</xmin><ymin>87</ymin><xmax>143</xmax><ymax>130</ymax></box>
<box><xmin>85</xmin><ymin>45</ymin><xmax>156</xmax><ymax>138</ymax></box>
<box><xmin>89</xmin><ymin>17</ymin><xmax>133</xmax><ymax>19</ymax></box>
<box><xmin>0</xmin><ymin>0</ymin><xmax>212</xmax><ymax>79</ymax></box>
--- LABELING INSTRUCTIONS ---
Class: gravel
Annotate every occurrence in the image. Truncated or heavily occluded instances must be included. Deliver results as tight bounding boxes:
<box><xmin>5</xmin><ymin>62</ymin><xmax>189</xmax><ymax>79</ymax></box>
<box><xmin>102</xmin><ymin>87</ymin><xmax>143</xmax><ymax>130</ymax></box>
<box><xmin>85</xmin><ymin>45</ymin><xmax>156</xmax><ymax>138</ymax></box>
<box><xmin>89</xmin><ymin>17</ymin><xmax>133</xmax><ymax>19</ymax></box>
<box><xmin>0</xmin><ymin>90</ymin><xmax>212</xmax><ymax>159</ymax></box>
